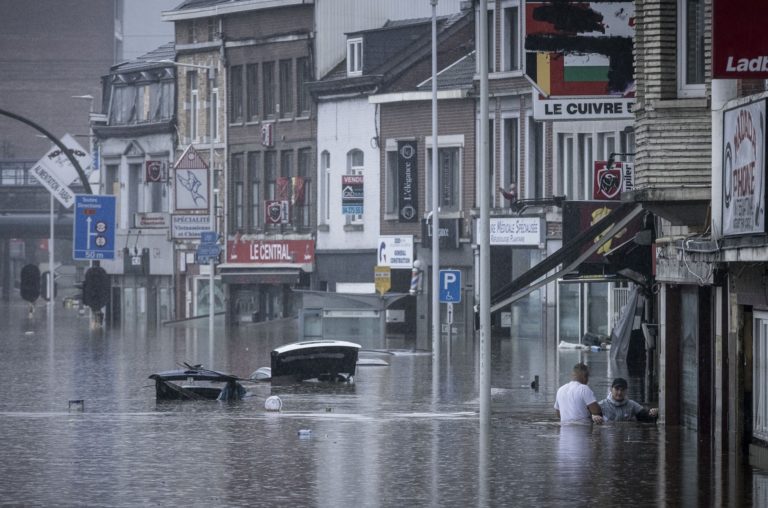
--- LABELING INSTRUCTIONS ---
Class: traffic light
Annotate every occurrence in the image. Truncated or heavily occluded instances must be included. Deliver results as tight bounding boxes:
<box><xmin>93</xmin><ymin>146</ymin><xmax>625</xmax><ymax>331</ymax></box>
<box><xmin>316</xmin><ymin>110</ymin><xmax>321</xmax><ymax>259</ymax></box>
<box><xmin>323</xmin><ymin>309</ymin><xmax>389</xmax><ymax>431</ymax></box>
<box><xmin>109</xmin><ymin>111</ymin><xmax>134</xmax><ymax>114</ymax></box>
<box><xmin>82</xmin><ymin>266</ymin><xmax>110</xmax><ymax>311</ymax></box>
<box><xmin>20</xmin><ymin>264</ymin><xmax>40</xmax><ymax>303</ymax></box>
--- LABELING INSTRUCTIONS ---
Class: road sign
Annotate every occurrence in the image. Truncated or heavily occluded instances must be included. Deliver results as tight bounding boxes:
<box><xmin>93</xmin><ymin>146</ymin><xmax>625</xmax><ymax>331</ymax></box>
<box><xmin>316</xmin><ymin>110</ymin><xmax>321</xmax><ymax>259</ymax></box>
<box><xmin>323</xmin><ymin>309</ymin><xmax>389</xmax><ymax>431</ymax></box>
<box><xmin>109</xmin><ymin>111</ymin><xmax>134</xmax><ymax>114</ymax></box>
<box><xmin>374</xmin><ymin>265</ymin><xmax>391</xmax><ymax>295</ymax></box>
<box><xmin>73</xmin><ymin>195</ymin><xmax>116</xmax><ymax>260</ymax></box>
<box><xmin>200</xmin><ymin>231</ymin><xmax>217</xmax><ymax>244</ymax></box>
<box><xmin>439</xmin><ymin>269</ymin><xmax>461</xmax><ymax>303</ymax></box>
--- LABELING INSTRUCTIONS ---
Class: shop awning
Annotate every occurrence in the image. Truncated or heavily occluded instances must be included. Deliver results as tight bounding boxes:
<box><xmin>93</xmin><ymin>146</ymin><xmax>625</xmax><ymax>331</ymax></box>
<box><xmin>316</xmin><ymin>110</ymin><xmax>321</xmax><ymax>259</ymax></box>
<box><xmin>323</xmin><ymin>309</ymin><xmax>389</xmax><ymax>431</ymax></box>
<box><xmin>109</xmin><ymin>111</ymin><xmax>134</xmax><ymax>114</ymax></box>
<box><xmin>219</xmin><ymin>269</ymin><xmax>300</xmax><ymax>285</ymax></box>
<box><xmin>490</xmin><ymin>203</ymin><xmax>644</xmax><ymax>313</ymax></box>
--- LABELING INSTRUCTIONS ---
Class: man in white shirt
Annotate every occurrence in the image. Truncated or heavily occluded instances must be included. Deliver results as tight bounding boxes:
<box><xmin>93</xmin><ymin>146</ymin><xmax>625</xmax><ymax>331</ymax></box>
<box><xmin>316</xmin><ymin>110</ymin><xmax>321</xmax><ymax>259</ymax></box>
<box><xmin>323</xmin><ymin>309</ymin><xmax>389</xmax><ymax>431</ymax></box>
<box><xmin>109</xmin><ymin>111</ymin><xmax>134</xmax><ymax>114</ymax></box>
<box><xmin>555</xmin><ymin>363</ymin><xmax>604</xmax><ymax>424</ymax></box>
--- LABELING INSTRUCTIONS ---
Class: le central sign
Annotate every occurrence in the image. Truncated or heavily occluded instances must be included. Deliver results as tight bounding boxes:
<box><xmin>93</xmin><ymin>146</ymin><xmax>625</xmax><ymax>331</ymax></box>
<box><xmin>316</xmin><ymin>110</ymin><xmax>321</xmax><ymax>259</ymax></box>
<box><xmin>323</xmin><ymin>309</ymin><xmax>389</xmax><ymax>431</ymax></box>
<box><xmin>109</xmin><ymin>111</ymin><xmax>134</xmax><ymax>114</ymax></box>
<box><xmin>227</xmin><ymin>239</ymin><xmax>315</xmax><ymax>265</ymax></box>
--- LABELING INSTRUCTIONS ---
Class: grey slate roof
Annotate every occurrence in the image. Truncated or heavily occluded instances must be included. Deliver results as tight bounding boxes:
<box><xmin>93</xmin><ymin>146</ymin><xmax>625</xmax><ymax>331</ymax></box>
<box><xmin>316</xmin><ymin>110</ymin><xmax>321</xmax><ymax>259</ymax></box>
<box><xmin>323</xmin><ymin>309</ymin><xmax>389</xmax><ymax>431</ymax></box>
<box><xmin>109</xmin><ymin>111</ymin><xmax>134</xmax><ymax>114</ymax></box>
<box><xmin>311</xmin><ymin>11</ymin><xmax>471</xmax><ymax>95</ymax></box>
<box><xmin>173</xmin><ymin>0</ymin><xmax>234</xmax><ymax>10</ymax></box>
<box><xmin>111</xmin><ymin>42</ymin><xmax>176</xmax><ymax>73</ymax></box>
<box><xmin>417</xmin><ymin>51</ymin><xmax>475</xmax><ymax>91</ymax></box>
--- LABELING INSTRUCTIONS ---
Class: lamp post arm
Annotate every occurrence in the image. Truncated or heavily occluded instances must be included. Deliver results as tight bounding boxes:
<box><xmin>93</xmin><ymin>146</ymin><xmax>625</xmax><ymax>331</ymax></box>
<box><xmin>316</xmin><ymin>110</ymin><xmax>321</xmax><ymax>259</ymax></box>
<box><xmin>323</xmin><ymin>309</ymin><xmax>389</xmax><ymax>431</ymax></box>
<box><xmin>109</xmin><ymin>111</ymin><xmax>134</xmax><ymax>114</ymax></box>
<box><xmin>0</xmin><ymin>108</ymin><xmax>92</xmax><ymax>194</ymax></box>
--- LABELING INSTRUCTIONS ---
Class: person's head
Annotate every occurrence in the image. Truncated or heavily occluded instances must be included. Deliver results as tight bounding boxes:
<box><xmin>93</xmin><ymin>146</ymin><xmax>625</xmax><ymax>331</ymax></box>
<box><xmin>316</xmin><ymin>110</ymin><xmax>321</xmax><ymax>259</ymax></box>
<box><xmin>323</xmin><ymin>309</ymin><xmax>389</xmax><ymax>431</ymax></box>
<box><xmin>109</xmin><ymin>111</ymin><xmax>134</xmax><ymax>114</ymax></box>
<box><xmin>610</xmin><ymin>377</ymin><xmax>628</xmax><ymax>401</ymax></box>
<box><xmin>508</xmin><ymin>183</ymin><xmax>516</xmax><ymax>192</ymax></box>
<box><xmin>571</xmin><ymin>363</ymin><xmax>590</xmax><ymax>384</ymax></box>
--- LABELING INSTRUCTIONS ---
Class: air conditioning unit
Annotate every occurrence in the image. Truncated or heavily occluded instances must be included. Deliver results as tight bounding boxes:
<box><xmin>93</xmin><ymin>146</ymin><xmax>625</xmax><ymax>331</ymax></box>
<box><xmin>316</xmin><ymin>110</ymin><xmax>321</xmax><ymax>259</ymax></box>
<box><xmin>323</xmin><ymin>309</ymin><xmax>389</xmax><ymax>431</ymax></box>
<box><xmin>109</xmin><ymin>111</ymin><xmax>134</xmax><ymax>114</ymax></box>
<box><xmin>260</xmin><ymin>123</ymin><xmax>274</xmax><ymax>147</ymax></box>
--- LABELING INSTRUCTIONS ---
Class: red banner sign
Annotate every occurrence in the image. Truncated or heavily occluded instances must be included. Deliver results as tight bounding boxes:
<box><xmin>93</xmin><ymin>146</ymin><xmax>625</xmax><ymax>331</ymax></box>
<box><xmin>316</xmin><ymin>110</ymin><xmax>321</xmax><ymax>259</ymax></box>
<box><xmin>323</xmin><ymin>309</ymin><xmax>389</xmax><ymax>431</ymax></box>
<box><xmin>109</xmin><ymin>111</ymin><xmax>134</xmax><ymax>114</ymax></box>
<box><xmin>227</xmin><ymin>239</ymin><xmax>315</xmax><ymax>265</ymax></box>
<box><xmin>713</xmin><ymin>0</ymin><xmax>768</xmax><ymax>78</ymax></box>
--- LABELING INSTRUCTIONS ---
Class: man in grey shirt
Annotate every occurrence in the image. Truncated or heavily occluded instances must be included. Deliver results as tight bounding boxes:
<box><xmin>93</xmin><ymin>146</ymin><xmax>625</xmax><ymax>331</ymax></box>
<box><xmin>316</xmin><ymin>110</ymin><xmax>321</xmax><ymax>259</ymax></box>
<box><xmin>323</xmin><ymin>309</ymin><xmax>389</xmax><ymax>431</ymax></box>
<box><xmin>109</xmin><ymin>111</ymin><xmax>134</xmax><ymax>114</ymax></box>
<box><xmin>599</xmin><ymin>377</ymin><xmax>658</xmax><ymax>422</ymax></box>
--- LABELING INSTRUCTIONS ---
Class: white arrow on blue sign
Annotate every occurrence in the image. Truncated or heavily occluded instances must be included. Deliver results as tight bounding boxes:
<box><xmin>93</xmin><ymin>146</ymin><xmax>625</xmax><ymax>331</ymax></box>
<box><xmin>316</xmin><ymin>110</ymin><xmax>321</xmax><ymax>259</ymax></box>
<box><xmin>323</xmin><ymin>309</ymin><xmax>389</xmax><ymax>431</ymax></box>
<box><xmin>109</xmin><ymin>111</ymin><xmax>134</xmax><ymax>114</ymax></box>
<box><xmin>439</xmin><ymin>269</ymin><xmax>461</xmax><ymax>303</ymax></box>
<box><xmin>73</xmin><ymin>194</ymin><xmax>116</xmax><ymax>260</ymax></box>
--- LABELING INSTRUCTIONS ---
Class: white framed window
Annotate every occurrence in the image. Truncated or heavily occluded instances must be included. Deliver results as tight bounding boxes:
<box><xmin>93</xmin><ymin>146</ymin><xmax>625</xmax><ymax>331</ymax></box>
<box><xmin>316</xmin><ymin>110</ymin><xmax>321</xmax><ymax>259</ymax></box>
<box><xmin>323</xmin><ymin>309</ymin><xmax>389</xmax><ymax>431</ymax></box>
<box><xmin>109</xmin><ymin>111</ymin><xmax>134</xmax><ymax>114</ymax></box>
<box><xmin>597</xmin><ymin>132</ymin><xmax>616</xmax><ymax>162</ymax></box>
<box><xmin>346</xmin><ymin>149</ymin><xmax>364</xmax><ymax>224</ymax></box>
<box><xmin>211</xmin><ymin>87</ymin><xmax>219</xmax><ymax>142</ymax></box>
<box><xmin>754</xmin><ymin>311</ymin><xmax>768</xmax><ymax>441</ymax></box>
<box><xmin>557</xmin><ymin>133</ymin><xmax>574</xmax><ymax>198</ymax></box>
<box><xmin>502</xmin><ymin>116</ymin><xmax>519</xmax><ymax>200</ymax></box>
<box><xmin>502</xmin><ymin>3</ymin><xmax>520</xmax><ymax>72</ymax></box>
<box><xmin>677</xmin><ymin>0</ymin><xmax>706</xmax><ymax>98</ymax></box>
<box><xmin>528</xmin><ymin>118</ymin><xmax>545</xmax><ymax>199</ymax></box>
<box><xmin>347</xmin><ymin>38</ymin><xmax>363</xmax><ymax>76</ymax></box>
<box><xmin>578</xmin><ymin>133</ymin><xmax>593</xmax><ymax>200</ymax></box>
<box><xmin>320</xmin><ymin>150</ymin><xmax>330</xmax><ymax>224</ymax></box>
<box><xmin>385</xmin><ymin>145</ymin><xmax>398</xmax><ymax>219</ymax></box>
<box><xmin>477</xmin><ymin>7</ymin><xmax>496</xmax><ymax>73</ymax></box>
<box><xmin>426</xmin><ymin>135</ymin><xmax>463</xmax><ymax>215</ymax></box>
<box><xmin>188</xmin><ymin>72</ymin><xmax>199</xmax><ymax>141</ymax></box>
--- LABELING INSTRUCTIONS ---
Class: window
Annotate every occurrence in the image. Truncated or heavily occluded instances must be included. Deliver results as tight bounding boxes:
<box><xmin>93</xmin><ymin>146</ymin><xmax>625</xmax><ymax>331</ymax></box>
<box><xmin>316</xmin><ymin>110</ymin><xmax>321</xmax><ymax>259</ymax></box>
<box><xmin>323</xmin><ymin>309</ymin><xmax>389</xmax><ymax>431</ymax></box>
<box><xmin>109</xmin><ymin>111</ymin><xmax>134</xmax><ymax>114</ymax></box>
<box><xmin>578</xmin><ymin>133</ymin><xmax>593</xmax><ymax>200</ymax></box>
<box><xmin>265</xmin><ymin>151</ymin><xmax>277</xmax><ymax>200</ymax></box>
<box><xmin>557</xmin><ymin>133</ymin><xmax>574</xmax><ymax>198</ymax></box>
<box><xmin>347</xmin><ymin>149</ymin><xmax>364</xmax><ymax>224</ymax></box>
<box><xmin>620</xmin><ymin>128</ymin><xmax>636</xmax><ymax>161</ymax></box>
<box><xmin>502</xmin><ymin>5</ymin><xmax>520</xmax><ymax>71</ymax></box>
<box><xmin>187</xmin><ymin>71</ymin><xmax>199</xmax><ymax>141</ymax></box>
<box><xmin>207</xmin><ymin>18</ymin><xmax>216</xmax><ymax>42</ymax></box>
<box><xmin>263</xmin><ymin>61</ymin><xmax>276</xmax><ymax>118</ymax></box>
<box><xmin>248</xmin><ymin>152</ymin><xmax>260</xmax><ymax>230</ymax></box>
<box><xmin>481</xmin><ymin>9</ymin><xmax>495</xmax><ymax>73</ymax></box>
<box><xmin>297</xmin><ymin>57</ymin><xmax>311</xmax><ymax>117</ymax></box>
<box><xmin>754</xmin><ymin>312</ymin><xmax>768</xmax><ymax>441</ymax></box>
<box><xmin>128</xmin><ymin>162</ymin><xmax>140</xmax><ymax>219</ymax></box>
<box><xmin>320</xmin><ymin>150</ymin><xmax>330</xmax><ymax>224</ymax></box>
<box><xmin>529</xmin><ymin>119</ymin><xmax>545</xmax><ymax>199</ymax></box>
<box><xmin>280</xmin><ymin>150</ymin><xmax>293</xmax><ymax>178</ymax></box>
<box><xmin>105</xmin><ymin>164</ymin><xmax>119</xmax><ymax>197</ymax></box>
<box><xmin>503</xmin><ymin>117</ymin><xmax>518</xmax><ymax>195</ymax></box>
<box><xmin>186</xmin><ymin>20</ymin><xmax>195</xmax><ymax>44</ymax></box>
<box><xmin>347</xmin><ymin>38</ymin><xmax>363</xmax><ymax>76</ymax></box>
<box><xmin>246</xmin><ymin>64</ymin><xmax>259</xmax><ymax>122</ymax></box>
<box><xmin>279</xmin><ymin>59</ymin><xmax>293</xmax><ymax>118</ymax></box>
<box><xmin>297</xmin><ymin>148</ymin><xmax>312</xmax><ymax>227</ymax></box>
<box><xmin>230</xmin><ymin>65</ymin><xmax>244</xmax><ymax>124</ymax></box>
<box><xmin>211</xmin><ymin>74</ymin><xmax>219</xmax><ymax>141</ymax></box>
<box><xmin>230</xmin><ymin>153</ymin><xmax>244</xmax><ymax>231</ymax></box>
<box><xmin>678</xmin><ymin>0</ymin><xmax>705</xmax><ymax>97</ymax></box>
<box><xmin>427</xmin><ymin>146</ymin><xmax>461</xmax><ymax>213</ymax></box>
<box><xmin>597</xmin><ymin>132</ymin><xmax>616</xmax><ymax>161</ymax></box>
<box><xmin>385</xmin><ymin>149</ymin><xmax>398</xmax><ymax>217</ymax></box>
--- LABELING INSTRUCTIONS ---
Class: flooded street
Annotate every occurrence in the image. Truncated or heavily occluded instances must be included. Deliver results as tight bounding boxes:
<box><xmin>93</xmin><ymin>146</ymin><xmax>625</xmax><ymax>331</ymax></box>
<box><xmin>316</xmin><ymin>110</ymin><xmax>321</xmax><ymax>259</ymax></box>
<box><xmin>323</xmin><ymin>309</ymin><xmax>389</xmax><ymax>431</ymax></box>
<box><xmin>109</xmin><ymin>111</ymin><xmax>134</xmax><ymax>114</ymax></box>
<box><xmin>1</xmin><ymin>300</ymin><xmax>767</xmax><ymax>506</ymax></box>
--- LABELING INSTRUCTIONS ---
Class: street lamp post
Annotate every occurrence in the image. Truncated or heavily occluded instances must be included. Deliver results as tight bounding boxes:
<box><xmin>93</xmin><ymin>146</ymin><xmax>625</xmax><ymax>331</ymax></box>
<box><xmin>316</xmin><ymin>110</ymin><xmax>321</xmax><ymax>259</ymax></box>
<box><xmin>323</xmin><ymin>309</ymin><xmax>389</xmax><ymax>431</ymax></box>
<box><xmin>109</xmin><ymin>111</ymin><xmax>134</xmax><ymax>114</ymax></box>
<box><xmin>430</xmin><ymin>0</ymin><xmax>441</xmax><ymax>371</ymax></box>
<box><xmin>151</xmin><ymin>59</ymin><xmax>218</xmax><ymax>359</ymax></box>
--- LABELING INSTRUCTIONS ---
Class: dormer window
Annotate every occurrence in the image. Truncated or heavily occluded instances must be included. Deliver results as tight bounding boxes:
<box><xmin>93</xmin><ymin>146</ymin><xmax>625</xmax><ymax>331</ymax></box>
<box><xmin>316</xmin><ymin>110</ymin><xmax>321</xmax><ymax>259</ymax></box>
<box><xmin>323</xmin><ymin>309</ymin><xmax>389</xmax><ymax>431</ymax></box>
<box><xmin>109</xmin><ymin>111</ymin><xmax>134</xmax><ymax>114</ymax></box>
<box><xmin>347</xmin><ymin>38</ymin><xmax>363</xmax><ymax>76</ymax></box>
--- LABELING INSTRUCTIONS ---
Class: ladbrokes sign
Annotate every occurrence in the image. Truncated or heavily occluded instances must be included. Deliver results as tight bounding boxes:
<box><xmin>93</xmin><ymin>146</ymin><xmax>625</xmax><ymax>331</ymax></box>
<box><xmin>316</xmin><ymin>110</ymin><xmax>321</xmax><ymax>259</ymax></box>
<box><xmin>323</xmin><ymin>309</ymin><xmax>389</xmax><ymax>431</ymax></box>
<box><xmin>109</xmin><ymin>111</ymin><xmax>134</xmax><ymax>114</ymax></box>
<box><xmin>713</xmin><ymin>1</ymin><xmax>768</xmax><ymax>78</ymax></box>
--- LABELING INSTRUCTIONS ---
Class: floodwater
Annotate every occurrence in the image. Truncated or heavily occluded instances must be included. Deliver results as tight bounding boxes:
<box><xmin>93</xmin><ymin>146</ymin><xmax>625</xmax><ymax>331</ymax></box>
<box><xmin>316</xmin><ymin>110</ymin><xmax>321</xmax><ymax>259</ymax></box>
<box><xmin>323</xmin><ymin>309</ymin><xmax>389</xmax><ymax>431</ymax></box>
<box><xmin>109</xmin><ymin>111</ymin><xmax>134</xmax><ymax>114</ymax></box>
<box><xmin>1</xmin><ymin>300</ymin><xmax>767</xmax><ymax>507</ymax></box>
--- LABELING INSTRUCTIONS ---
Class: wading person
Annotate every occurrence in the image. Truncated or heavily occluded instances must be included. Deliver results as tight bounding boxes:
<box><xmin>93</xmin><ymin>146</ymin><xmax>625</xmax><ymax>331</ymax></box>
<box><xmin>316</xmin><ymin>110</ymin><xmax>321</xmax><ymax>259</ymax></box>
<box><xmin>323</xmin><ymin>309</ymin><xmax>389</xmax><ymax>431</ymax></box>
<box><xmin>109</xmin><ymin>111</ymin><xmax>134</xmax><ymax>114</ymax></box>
<box><xmin>555</xmin><ymin>363</ymin><xmax>604</xmax><ymax>424</ymax></box>
<box><xmin>598</xmin><ymin>378</ymin><xmax>659</xmax><ymax>422</ymax></box>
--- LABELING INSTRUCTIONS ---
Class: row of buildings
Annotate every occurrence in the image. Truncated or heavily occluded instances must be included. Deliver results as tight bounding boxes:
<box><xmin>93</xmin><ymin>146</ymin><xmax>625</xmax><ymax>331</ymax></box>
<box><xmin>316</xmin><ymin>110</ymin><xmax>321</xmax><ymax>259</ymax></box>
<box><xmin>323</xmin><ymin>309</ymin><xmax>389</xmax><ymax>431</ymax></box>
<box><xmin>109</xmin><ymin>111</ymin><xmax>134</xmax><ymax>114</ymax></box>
<box><xmin>74</xmin><ymin>0</ymin><xmax>768</xmax><ymax>469</ymax></box>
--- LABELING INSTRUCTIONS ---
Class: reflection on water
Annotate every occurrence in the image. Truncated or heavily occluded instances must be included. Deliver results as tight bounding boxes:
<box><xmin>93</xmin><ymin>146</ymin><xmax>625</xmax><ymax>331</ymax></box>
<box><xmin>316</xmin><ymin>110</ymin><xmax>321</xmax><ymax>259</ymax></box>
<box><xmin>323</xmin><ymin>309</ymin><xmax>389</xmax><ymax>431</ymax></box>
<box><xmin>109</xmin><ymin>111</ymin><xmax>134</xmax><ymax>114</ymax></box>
<box><xmin>0</xmin><ymin>300</ymin><xmax>766</xmax><ymax>505</ymax></box>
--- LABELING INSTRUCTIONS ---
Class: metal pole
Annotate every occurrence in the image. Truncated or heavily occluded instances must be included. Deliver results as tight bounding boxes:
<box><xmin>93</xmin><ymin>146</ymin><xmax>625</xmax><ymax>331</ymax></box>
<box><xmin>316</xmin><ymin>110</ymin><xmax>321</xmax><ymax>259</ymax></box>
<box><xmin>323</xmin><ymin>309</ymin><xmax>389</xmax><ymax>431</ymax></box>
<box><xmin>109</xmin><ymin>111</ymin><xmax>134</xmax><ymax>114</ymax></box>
<box><xmin>478</xmin><ymin>0</ymin><xmax>491</xmax><ymax>427</ymax></box>
<box><xmin>49</xmin><ymin>193</ymin><xmax>54</xmax><ymax>319</ymax></box>
<box><xmin>208</xmin><ymin>64</ymin><xmax>216</xmax><ymax>362</ymax></box>
<box><xmin>431</xmin><ymin>0</ymin><xmax>441</xmax><ymax>367</ymax></box>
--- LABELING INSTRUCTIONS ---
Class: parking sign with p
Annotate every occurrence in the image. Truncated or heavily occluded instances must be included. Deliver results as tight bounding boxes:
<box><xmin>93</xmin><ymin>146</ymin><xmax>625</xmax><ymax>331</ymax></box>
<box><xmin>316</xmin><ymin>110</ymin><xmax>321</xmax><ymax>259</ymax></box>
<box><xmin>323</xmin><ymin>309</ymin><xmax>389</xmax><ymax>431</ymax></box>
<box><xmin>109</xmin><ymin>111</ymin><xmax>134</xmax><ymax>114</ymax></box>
<box><xmin>439</xmin><ymin>269</ymin><xmax>461</xmax><ymax>303</ymax></box>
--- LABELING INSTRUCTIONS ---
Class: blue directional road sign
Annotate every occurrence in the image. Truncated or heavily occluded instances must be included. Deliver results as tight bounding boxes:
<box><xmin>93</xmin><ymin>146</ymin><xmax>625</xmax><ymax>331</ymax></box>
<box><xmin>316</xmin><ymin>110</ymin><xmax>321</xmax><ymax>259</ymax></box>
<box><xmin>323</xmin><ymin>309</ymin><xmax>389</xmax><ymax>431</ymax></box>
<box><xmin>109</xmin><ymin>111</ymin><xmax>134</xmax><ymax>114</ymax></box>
<box><xmin>73</xmin><ymin>194</ymin><xmax>116</xmax><ymax>260</ymax></box>
<box><xmin>197</xmin><ymin>230</ymin><xmax>220</xmax><ymax>264</ymax></box>
<box><xmin>439</xmin><ymin>269</ymin><xmax>461</xmax><ymax>303</ymax></box>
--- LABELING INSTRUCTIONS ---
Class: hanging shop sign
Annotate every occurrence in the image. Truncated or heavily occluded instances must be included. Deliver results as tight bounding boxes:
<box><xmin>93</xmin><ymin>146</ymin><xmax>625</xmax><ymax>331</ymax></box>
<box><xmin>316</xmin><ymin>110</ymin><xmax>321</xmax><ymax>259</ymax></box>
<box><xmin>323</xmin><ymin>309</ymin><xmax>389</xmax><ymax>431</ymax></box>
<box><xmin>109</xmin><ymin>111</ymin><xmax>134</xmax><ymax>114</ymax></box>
<box><xmin>722</xmin><ymin>99</ymin><xmax>767</xmax><ymax>236</ymax></box>
<box><xmin>713</xmin><ymin>0</ymin><xmax>768</xmax><ymax>78</ymax></box>
<box><xmin>593</xmin><ymin>161</ymin><xmax>635</xmax><ymax>200</ymax></box>
<box><xmin>488</xmin><ymin>217</ymin><xmax>545</xmax><ymax>247</ymax></box>
<box><xmin>377</xmin><ymin>235</ymin><xmax>414</xmax><ymax>268</ymax></box>
<box><xmin>397</xmin><ymin>140</ymin><xmax>418</xmax><ymax>223</ymax></box>
<box><xmin>226</xmin><ymin>239</ymin><xmax>315</xmax><ymax>265</ymax></box>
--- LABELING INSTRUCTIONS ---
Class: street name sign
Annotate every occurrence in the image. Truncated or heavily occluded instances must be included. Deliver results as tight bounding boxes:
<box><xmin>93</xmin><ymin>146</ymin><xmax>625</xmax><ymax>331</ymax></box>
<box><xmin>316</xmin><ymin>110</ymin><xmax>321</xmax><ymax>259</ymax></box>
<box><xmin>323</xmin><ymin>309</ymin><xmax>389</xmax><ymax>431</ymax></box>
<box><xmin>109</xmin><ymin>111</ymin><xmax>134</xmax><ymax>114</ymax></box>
<box><xmin>73</xmin><ymin>194</ymin><xmax>116</xmax><ymax>260</ymax></box>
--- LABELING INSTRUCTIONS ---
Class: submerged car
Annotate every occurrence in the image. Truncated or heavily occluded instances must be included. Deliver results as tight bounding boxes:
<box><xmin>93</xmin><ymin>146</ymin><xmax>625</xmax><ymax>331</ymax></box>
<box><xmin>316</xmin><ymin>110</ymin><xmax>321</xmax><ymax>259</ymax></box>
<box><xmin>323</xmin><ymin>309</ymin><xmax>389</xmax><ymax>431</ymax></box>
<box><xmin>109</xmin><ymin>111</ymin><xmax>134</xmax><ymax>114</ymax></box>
<box><xmin>149</xmin><ymin>364</ymin><xmax>248</xmax><ymax>401</ymax></box>
<box><xmin>270</xmin><ymin>340</ymin><xmax>361</xmax><ymax>385</ymax></box>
